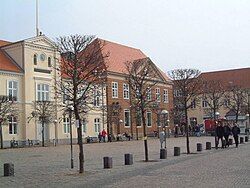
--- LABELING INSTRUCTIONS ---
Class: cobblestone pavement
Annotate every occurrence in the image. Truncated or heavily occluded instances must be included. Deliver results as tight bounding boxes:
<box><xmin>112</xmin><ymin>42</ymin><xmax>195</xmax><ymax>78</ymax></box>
<box><xmin>0</xmin><ymin>136</ymin><xmax>249</xmax><ymax>188</ymax></box>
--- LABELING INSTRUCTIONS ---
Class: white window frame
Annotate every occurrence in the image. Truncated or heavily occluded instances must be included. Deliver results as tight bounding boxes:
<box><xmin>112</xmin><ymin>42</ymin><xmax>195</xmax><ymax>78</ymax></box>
<box><xmin>82</xmin><ymin>119</ymin><xmax>87</xmax><ymax>133</ymax></box>
<box><xmin>163</xmin><ymin>89</ymin><xmax>168</xmax><ymax>103</ymax></box>
<box><xmin>94</xmin><ymin>118</ymin><xmax>101</xmax><ymax>133</ymax></box>
<box><xmin>123</xmin><ymin>83</ymin><xmax>129</xmax><ymax>99</ymax></box>
<box><xmin>147</xmin><ymin>88</ymin><xmax>152</xmax><ymax>101</ymax></box>
<box><xmin>124</xmin><ymin>109</ymin><xmax>131</xmax><ymax>127</ymax></box>
<box><xmin>63</xmin><ymin>117</ymin><xmax>70</xmax><ymax>134</ymax></box>
<box><xmin>9</xmin><ymin>116</ymin><xmax>17</xmax><ymax>135</ymax></box>
<box><xmin>202</xmin><ymin>100</ymin><xmax>208</xmax><ymax>108</ymax></box>
<box><xmin>36</xmin><ymin>83</ymin><xmax>50</xmax><ymax>101</ymax></box>
<box><xmin>156</xmin><ymin>88</ymin><xmax>161</xmax><ymax>102</ymax></box>
<box><xmin>191</xmin><ymin>100</ymin><xmax>196</xmax><ymax>109</ymax></box>
<box><xmin>146</xmin><ymin>111</ymin><xmax>152</xmax><ymax>127</ymax></box>
<box><xmin>93</xmin><ymin>90</ymin><xmax>100</xmax><ymax>107</ymax></box>
<box><xmin>7</xmin><ymin>80</ymin><xmax>18</xmax><ymax>101</ymax></box>
<box><xmin>112</xmin><ymin>82</ymin><xmax>118</xmax><ymax>98</ymax></box>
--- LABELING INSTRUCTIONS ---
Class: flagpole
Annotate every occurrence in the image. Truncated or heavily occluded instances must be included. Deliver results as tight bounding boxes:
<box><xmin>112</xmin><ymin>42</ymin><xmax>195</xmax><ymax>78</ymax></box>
<box><xmin>36</xmin><ymin>0</ymin><xmax>39</xmax><ymax>36</ymax></box>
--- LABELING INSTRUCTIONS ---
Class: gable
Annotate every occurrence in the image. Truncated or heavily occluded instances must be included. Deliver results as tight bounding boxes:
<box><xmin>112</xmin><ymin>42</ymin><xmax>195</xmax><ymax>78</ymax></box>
<box><xmin>24</xmin><ymin>35</ymin><xmax>56</xmax><ymax>49</ymax></box>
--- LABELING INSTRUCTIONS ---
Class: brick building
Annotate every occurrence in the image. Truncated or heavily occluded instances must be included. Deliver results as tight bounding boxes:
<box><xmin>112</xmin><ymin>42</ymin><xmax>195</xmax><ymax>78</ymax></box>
<box><xmin>96</xmin><ymin>39</ymin><xmax>173</xmax><ymax>138</ymax></box>
<box><xmin>188</xmin><ymin>68</ymin><xmax>250</xmax><ymax>133</ymax></box>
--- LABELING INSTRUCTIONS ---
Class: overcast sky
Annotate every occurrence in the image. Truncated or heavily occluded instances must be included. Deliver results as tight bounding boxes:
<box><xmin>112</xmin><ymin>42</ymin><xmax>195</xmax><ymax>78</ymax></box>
<box><xmin>1</xmin><ymin>0</ymin><xmax>250</xmax><ymax>73</ymax></box>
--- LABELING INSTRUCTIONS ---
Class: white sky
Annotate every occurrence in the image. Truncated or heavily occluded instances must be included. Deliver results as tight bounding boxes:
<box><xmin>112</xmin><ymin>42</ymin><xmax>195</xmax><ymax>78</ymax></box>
<box><xmin>1</xmin><ymin>0</ymin><xmax>250</xmax><ymax>72</ymax></box>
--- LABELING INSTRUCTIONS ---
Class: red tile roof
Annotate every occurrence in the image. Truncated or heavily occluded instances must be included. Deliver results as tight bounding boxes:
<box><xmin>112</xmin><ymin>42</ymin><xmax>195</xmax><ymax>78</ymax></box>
<box><xmin>0</xmin><ymin>49</ymin><xmax>22</xmax><ymax>73</ymax></box>
<box><xmin>0</xmin><ymin>40</ymin><xmax>11</xmax><ymax>47</ymax></box>
<box><xmin>97</xmin><ymin>39</ymin><xmax>170</xmax><ymax>81</ymax></box>
<box><xmin>200</xmin><ymin>68</ymin><xmax>250</xmax><ymax>89</ymax></box>
<box><xmin>0</xmin><ymin>39</ymin><xmax>22</xmax><ymax>73</ymax></box>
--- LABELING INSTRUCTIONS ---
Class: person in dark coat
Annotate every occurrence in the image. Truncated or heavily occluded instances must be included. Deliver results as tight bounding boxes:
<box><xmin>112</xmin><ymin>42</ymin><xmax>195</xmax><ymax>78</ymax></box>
<box><xmin>232</xmin><ymin>123</ymin><xmax>240</xmax><ymax>148</ymax></box>
<box><xmin>223</xmin><ymin>123</ymin><xmax>231</xmax><ymax>147</ymax></box>
<box><xmin>215</xmin><ymin>122</ymin><xmax>224</xmax><ymax>148</ymax></box>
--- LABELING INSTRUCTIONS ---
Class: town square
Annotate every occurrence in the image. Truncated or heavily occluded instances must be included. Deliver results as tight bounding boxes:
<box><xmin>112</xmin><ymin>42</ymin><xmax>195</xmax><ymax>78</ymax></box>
<box><xmin>0</xmin><ymin>0</ymin><xmax>250</xmax><ymax>187</ymax></box>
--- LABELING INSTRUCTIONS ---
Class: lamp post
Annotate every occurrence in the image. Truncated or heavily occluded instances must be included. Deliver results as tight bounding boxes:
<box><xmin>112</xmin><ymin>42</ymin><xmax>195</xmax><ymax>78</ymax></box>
<box><xmin>215</xmin><ymin>112</ymin><xmax>220</xmax><ymax>149</ymax></box>
<box><xmin>161</xmin><ymin>110</ymin><xmax>168</xmax><ymax>149</ymax></box>
<box><xmin>68</xmin><ymin>105</ymin><xmax>74</xmax><ymax>169</ymax></box>
<box><xmin>246</xmin><ymin>113</ymin><xmax>249</xmax><ymax>138</ymax></box>
<box><xmin>53</xmin><ymin>119</ymin><xmax>58</xmax><ymax>146</ymax></box>
<box><xmin>192</xmin><ymin>118</ymin><xmax>196</xmax><ymax>136</ymax></box>
<box><xmin>136</xmin><ymin>109</ymin><xmax>140</xmax><ymax>140</ymax></box>
<box><xmin>117</xmin><ymin>119</ymin><xmax>123</xmax><ymax>141</ymax></box>
<box><xmin>0</xmin><ymin>115</ymin><xmax>3</xmax><ymax>149</ymax></box>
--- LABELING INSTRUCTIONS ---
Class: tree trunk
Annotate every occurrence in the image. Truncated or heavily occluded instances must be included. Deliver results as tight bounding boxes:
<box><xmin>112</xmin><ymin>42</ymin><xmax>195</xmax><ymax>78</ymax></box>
<box><xmin>235</xmin><ymin>109</ymin><xmax>239</xmax><ymax>123</ymax></box>
<box><xmin>75</xmin><ymin>109</ymin><xmax>84</xmax><ymax>173</ymax></box>
<box><xmin>184</xmin><ymin>107</ymin><xmax>190</xmax><ymax>154</ymax></box>
<box><xmin>141</xmin><ymin>110</ymin><xmax>149</xmax><ymax>161</ymax></box>
<box><xmin>42</xmin><ymin>121</ymin><xmax>45</xmax><ymax>147</ymax></box>
<box><xmin>0</xmin><ymin>123</ymin><xmax>3</xmax><ymax>149</ymax></box>
<box><xmin>76</xmin><ymin>119</ymin><xmax>84</xmax><ymax>173</ymax></box>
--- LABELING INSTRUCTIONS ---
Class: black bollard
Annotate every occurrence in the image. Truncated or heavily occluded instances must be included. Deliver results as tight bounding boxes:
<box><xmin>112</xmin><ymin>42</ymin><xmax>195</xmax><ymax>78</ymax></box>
<box><xmin>103</xmin><ymin>157</ymin><xmax>112</xmax><ymax>169</ymax></box>
<box><xmin>228</xmin><ymin>138</ymin><xmax>233</xmax><ymax>145</ymax></box>
<box><xmin>160</xmin><ymin>148</ymin><xmax>167</xmax><ymax>159</ymax></box>
<box><xmin>197</xmin><ymin>143</ymin><xmax>202</xmax><ymax>152</ymax></box>
<box><xmin>4</xmin><ymin>163</ymin><xmax>14</xmax><ymax>176</ymax></box>
<box><xmin>124</xmin><ymin>153</ymin><xmax>133</xmax><ymax>165</ymax></box>
<box><xmin>240</xmin><ymin>137</ymin><xmax>244</xmax><ymax>144</ymax></box>
<box><xmin>174</xmin><ymin>147</ymin><xmax>180</xmax><ymax>156</ymax></box>
<box><xmin>206</xmin><ymin>142</ymin><xmax>211</xmax><ymax>150</ymax></box>
<box><xmin>245</xmin><ymin>136</ymin><xmax>248</xmax><ymax>142</ymax></box>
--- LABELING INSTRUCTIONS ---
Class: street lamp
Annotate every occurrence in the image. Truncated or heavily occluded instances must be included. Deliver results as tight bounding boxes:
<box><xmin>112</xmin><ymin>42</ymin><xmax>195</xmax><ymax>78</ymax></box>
<box><xmin>53</xmin><ymin>119</ymin><xmax>58</xmax><ymax>146</ymax></box>
<box><xmin>0</xmin><ymin>115</ymin><xmax>3</xmax><ymax>149</ymax></box>
<box><xmin>161</xmin><ymin>110</ymin><xmax>168</xmax><ymax>149</ymax></box>
<box><xmin>246</xmin><ymin>114</ymin><xmax>249</xmax><ymax>138</ymax></box>
<box><xmin>215</xmin><ymin>112</ymin><xmax>220</xmax><ymax>149</ymax></box>
<box><xmin>215</xmin><ymin>112</ymin><xmax>220</xmax><ymax>120</ymax></box>
<box><xmin>68</xmin><ymin>105</ymin><xmax>74</xmax><ymax>169</ymax></box>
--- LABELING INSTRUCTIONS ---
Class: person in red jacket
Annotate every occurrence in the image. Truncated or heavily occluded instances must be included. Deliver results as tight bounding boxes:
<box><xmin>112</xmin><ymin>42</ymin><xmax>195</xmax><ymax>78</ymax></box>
<box><xmin>101</xmin><ymin>129</ymin><xmax>107</xmax><ymax>142</ymax></box>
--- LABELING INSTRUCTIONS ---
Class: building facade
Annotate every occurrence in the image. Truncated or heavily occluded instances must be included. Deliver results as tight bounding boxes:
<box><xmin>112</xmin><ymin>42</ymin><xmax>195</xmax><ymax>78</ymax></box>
<box><xmin>188</xmin><ymin>68</ymin><xmax>250</xmax><ymax>133</ymax></box>
<box><xmin>0</xmin><ymin>36</ymin><xmax>173</xmax><ymax>147</ymax></box>
<box><xmin>97</xmin><ymin>39</ymin><xmax>173</xmax><ymax>138</ymax></box>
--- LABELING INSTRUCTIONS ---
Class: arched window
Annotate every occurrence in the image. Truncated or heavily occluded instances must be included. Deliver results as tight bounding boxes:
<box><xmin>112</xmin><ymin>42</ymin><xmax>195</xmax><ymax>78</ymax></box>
<box><xmin>34</xmin><ymin>54</ymin><xmax>37</xmax><ymax>65</ymax></box>
<box><xmin>48</xmin><ymin>57</ymin><xmax>51</xmax><ymax>67</ymax></box>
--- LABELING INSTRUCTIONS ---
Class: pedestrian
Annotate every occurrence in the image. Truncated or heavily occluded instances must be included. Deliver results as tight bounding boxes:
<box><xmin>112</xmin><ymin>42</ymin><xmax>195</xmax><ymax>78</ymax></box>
<box><xmin>215</xmin><ymin>122</ymin><xmax>224</xmax><ymax>149</ymax></box>
<box><xmin>231</xmin><ymin>123</ymin><xmax>240</xmax><ymax>148</ymax></box>
<box><xmin>195</xmin><ymin>124</ymin><xmax>201</xmax><ymax>137</ymax></box>
<box><xmin>101</xmin><ymin>129</ymin><xmax>107</xmax><ymax>142</ymax></box>
<box><xmin>223</xmin><ymin>123</ymin><xmax>231</xmax><ymax>147</ymax></box>
<box><xmin>98</xmin><ymin>132</ymin><xmax>102</xmax><ymax>143</ymax></box>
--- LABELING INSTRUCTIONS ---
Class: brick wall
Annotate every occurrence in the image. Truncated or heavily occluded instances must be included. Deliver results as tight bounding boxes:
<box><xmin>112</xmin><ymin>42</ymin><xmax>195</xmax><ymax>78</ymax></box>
<box><xmin>106</xmin><ymin>75</ymin><xmax>173</xmax><ymax>138</ymax></box>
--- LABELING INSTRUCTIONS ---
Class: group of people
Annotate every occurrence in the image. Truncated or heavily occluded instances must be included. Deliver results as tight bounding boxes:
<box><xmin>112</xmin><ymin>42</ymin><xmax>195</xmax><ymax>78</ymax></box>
<box><xmin>174</xmin><ymin>124</ymin><xmax>205</xmax><ymax>137</ymax></box>
<box><xmin>215</xmin><ymin>122</ymin><xmax>241</xmax><ymax>148</ymax></box>
<box><xmin>98</xmin><ymin>129</ymin><xmax>107</xmax><ymax>142</ymax></box>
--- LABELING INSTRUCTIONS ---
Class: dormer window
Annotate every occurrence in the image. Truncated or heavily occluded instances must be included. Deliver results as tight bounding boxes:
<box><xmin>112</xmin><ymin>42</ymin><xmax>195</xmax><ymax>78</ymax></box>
<box><xmin>48</xmin><ymin>57</ymin><xmax>52</xmax><ymax>67</ymax></box>
<box><xmin>34</xmin><ymin>54</ymin><xmax>37</xmax><ymax>65</ymax></box>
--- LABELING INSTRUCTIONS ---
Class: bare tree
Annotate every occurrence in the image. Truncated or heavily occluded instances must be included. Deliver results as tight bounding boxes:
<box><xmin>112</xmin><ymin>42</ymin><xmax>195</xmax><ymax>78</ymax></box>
<box><xmin>56</xmin><ymin>35</ymin><xmax>108</xmax><ymax>173</ymax></box>
<box><xmin>0</xmin><ymin>96</ymin><xmax>18</xmax><ymax>149</ymax></box>
<box><xmin>125</xmin><ymin>57</ymin><xmax>160</xmax><ymax>161</ymax></box>
<box><xmin>202</xmin><ymin>80</ymin><xmax>226</xmax><ymax>120</ymax></box>
<box><xmin>225</xmin><ymin>85</ymin><xmax>248</xmax><ymax>123</ymax></box>
<box><xmin>28</xmin><ymin>101</ymin><xmax>56</xmax><ymax>147</ymax></box>
<box><xmin>168</xmin><ymin>69</ymin><xmax>202</xmax><ymax>154</ymax></box>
